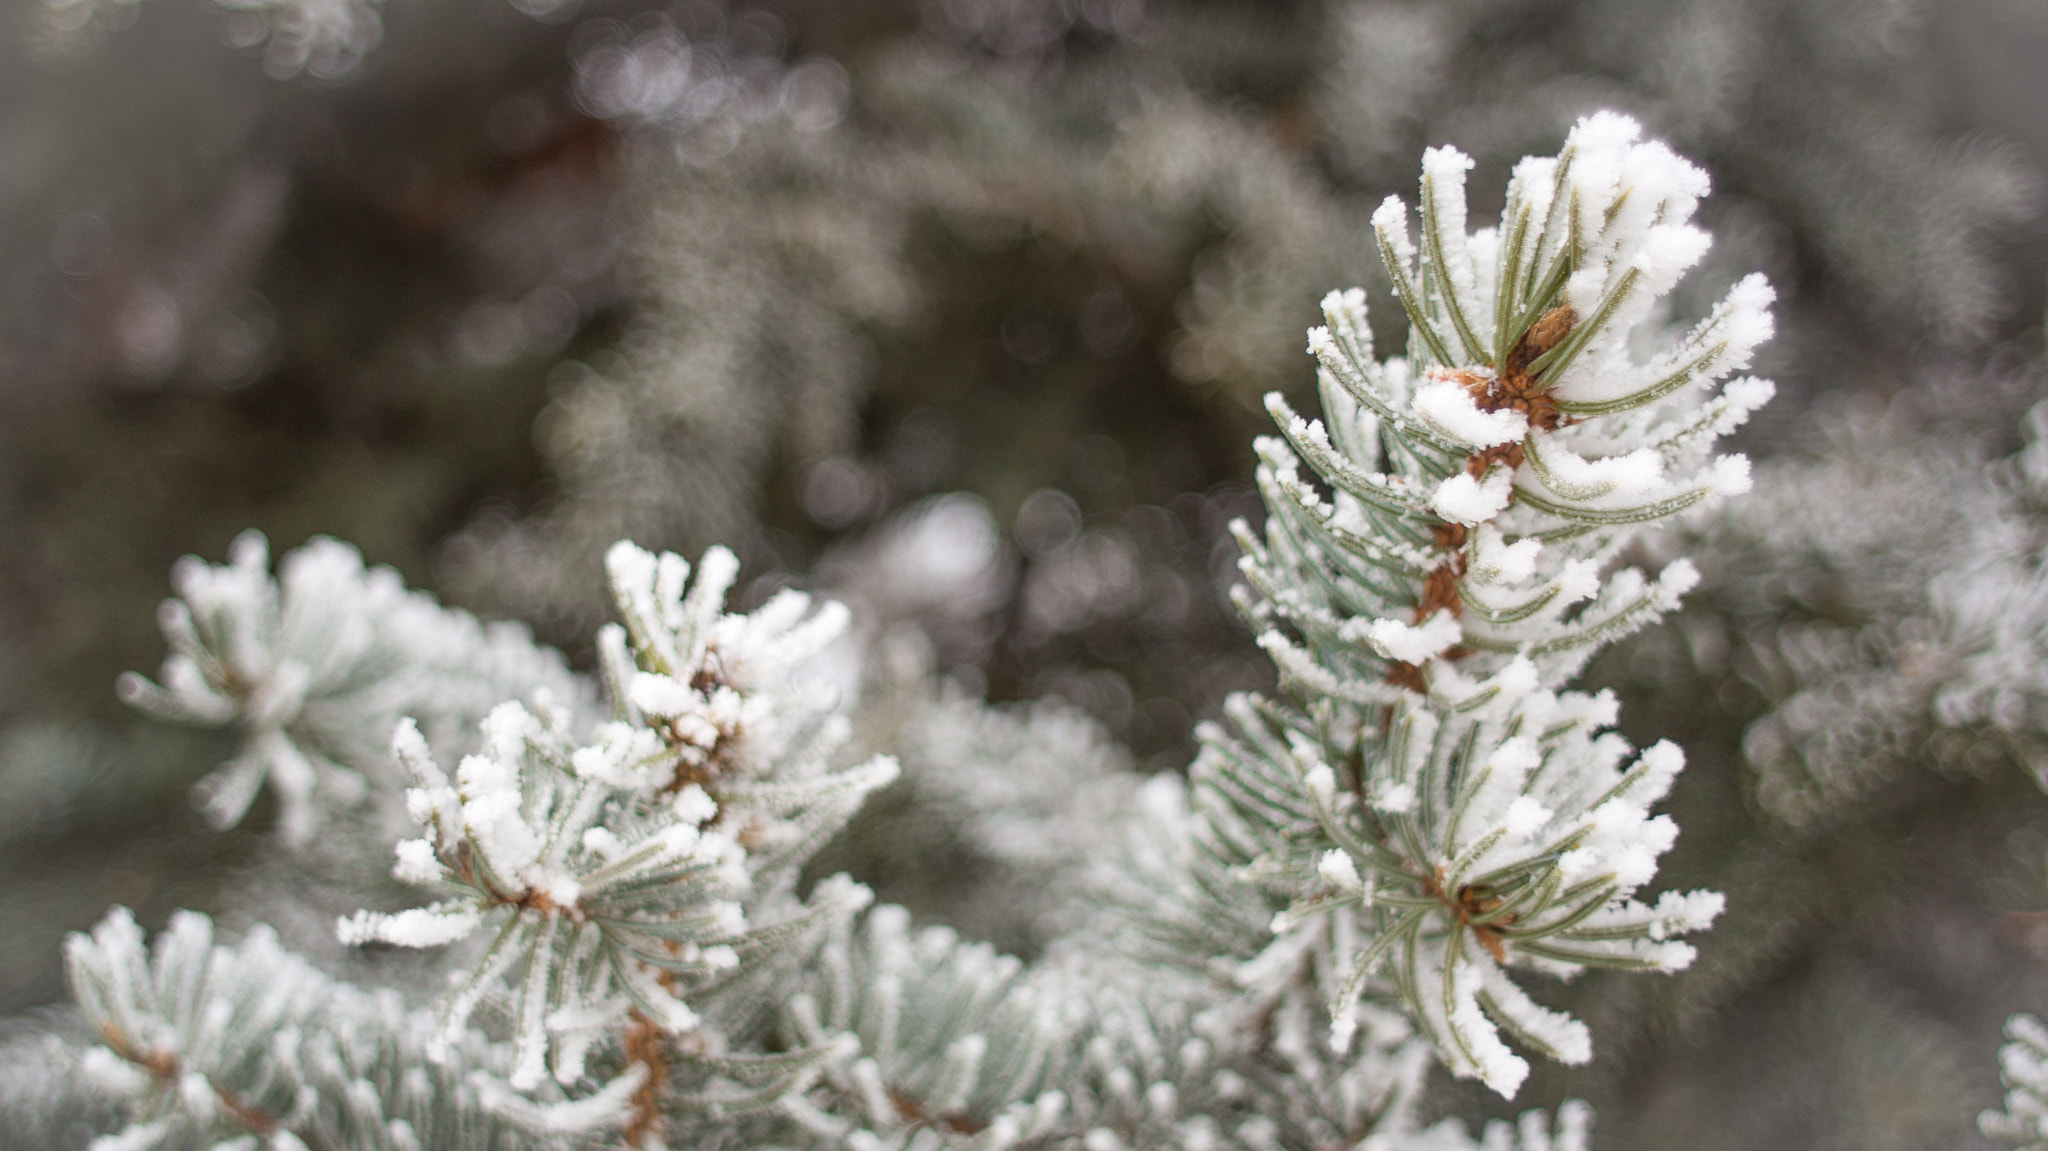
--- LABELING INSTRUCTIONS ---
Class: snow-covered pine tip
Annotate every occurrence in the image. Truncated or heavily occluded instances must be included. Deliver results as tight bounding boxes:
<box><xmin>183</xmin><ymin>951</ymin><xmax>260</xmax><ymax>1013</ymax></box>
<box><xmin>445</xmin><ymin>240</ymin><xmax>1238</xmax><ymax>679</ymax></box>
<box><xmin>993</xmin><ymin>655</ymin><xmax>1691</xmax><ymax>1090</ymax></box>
<box><xmin>598</xmin><ymin>540</ymin><xmax>853</xmax><ymax>791</ymax></box>
<box><xmin>341</xmin><ymin>541</ymin><xmax>895</xmax><ymax>1121</ymax></box>
<box><xmin>782</xmin><ymin>905</ymin><xmax>1072</xmax><ymax>1147</ymax></box>
<box><xmin>66</xmin><ymin>907</ymin><xmax>603</xmax><ymax>1150</ymax></box>
<box><xmin>338</xmin><ymin>703</ymin><xmax>750</xmax><ymax>1093</ymax></box>
<box><xmin>116</xmin><ymin>530</ymin><xmax>580</xmax><ymax>845</ymax></box>
<box><xmin>1984</xmin><ymin>1013</ymin><xmax>2048</xmax><ymax>1150</ymax></box>
<box><xmin>1209</xmin><ymin>113</ymin><xmax>1762</xmax><ymax>1096</ymax></box>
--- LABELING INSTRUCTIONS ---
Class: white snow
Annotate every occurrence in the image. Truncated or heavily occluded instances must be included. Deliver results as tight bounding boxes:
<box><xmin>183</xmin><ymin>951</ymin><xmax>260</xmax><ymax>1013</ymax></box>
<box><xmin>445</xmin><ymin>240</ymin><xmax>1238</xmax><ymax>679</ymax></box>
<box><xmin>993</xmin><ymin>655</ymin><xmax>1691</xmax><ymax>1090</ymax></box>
<box><xmin>1318</xmin><ymin>849</ymin><xmax>1365</xmax><ymax>892</ymax></box>
<box><xmin>1431</xmin><ymin>470</ymin><xmax>1514</xmax><ymax>525</ymax></box>
<box><xmin>1368</xmin><ymin>611</ymin><xmax>1464</xmax><ymax>665</ymax></box>
<box><xmin>1467</xmin><ymin>524</ymin><xmax>1541</xmax><ymax>586</ymax></box>
<box><xmin>1371</xmin><ymin>781</ymin><xmax>1417</xmax><ymax>815</ymax></box>
<box><xmin>337</xmin><ymin>904</ymin><xmax>483</xmax><ymax>948</ymax></box>
<box><xmin>1412</xmin><ymin>372</ymin><xmax>1526</xmax><ymax>448</ymax></box>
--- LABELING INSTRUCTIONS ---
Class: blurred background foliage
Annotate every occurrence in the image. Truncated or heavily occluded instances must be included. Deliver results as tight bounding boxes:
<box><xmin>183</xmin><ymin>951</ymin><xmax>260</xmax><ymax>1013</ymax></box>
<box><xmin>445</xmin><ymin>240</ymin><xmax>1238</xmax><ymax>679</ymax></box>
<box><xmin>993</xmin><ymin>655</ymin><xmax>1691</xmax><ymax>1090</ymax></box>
<box><xmin>4</xmin><ymin>0</ymin><xmax>2048</xmax><ymax>1146</ymax></box>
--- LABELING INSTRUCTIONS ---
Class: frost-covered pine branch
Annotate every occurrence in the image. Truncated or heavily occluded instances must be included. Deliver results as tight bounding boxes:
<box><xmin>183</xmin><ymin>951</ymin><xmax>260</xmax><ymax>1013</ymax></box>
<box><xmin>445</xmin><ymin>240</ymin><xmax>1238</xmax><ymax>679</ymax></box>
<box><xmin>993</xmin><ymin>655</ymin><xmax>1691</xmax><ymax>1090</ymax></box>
<box><xmin>1198</xmin><ymin>111</ymin><xmax>1770</xmax><ymax>1097</ymax></box>
<box><xmin>66</xmin><ymin>906</ymin><xmax>617</xmax><ymax>1150</ymax></box>
<box><xmin>117</xmin><ymin>531</ymin><xmax>585</xmax><ymax>846</ymax></box>
<box><xmin>334</xmin><ymin>540</ymin><xmax>897</xmax><ymax>1143</ymax></box>
<box><xmin>837</xmin><ymin>679</ymin><xmax>1147</xmax><ymax>954</ymax></box>
<box><xmin>773</xmin><ymin>905</ymin><xmax>1073</xmax><ymax>1149</ymax></box>
<box><xmin>1984</xmin><ymin>1013</ymin><xmax>2048</xmax><ymax>1150</ymax></box>
<box><xmin>1713</xmin><ymin>395</ymin><xmax>2048</xmax><ymax>824</ymax></box>
<box><xmin>72</xmin><ymin>540</ymin><xmax>900</xmax><ymax>1150</ymax></box>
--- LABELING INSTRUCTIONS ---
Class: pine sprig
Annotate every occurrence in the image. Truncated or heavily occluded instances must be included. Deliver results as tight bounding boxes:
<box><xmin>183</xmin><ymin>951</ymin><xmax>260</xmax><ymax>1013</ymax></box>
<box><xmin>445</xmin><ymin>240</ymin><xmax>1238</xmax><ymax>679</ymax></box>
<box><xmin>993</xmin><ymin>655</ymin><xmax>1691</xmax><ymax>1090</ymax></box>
<box><xmin>117</xmin><ymin>532</ymin><xmax>585</xmax><ymax>845</ymax></box>
<box><xmin>336</xmin><ymin>542</ymin><xmax>896</xmax><ymax>1144</ymax></box>
<box><xmin>1210</xmin><ymin>112</ymin><xmax>1770</xmax><ymax>1096</ymax></box>
<box><xmin>1985</xmin><ymin>1014</ymin><xmax>2048</xmax><ymax>1150</ymax></box>
<box><xmin>67</xmin><ymin>907</ymin><xmax>619</xmax><ymax>1151</ymax></box>
<box><xmin>778</xmin><ymin>905</ymin><xmax>1072</xmax><ymax>1150</ymax></box>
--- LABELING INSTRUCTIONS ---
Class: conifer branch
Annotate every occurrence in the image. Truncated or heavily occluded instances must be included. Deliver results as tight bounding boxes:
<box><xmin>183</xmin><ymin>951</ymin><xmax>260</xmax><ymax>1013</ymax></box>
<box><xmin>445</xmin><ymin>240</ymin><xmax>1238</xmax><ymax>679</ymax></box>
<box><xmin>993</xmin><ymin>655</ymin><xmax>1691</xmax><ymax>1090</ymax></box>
<box><xmin>1208</xmin><ymin>112</ymin><xmax>1770</xmax><ymax>1097</ymax></box>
